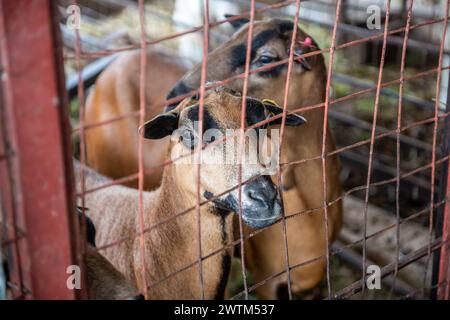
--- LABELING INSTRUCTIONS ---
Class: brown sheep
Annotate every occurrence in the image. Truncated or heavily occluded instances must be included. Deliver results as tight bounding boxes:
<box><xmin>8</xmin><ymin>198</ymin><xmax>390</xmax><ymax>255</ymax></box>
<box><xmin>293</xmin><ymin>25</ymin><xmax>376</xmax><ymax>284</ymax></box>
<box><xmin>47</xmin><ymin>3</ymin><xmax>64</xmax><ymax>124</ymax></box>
<box><xmin>78</xmin><ymin>88</ymin><xmax>306</xmax><ymax>299</ymax></box>
<box><xmin>84</xmin><ymin>17</ymin><xmax>342</xmax><ymax>299</ymax></box>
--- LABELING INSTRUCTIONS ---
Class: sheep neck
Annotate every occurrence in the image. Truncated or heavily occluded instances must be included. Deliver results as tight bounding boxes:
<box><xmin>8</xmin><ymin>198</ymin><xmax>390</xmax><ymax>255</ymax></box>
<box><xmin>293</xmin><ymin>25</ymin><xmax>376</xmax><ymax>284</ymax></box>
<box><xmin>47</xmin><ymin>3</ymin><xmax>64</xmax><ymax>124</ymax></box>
<box><xmin>140</xmin><ymin>165</ymin><xmax>233</xmax><ymax>299</ymax></box>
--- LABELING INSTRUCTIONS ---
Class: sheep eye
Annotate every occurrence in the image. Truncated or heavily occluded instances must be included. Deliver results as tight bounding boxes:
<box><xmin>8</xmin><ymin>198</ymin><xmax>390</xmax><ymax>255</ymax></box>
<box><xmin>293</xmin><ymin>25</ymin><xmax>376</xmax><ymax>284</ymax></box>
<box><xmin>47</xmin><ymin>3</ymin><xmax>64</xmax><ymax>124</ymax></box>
<box><xmin>180</xmin><ymin>129</ymin><xmax>197</xmax><ymax>150</ymax></box>
<box><xmin>260</xmin><ymin>55</ymin><xmax>275</xmax><ymax>64</ymax></box>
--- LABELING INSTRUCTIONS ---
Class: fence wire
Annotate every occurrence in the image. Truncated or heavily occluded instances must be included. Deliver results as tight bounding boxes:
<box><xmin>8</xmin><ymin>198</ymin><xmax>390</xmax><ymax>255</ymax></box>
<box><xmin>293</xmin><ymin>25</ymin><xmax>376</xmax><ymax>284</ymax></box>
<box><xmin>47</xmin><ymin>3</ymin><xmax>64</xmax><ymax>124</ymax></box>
<box><xmin>1</xmin><ymin>0</ymin><xmax>450</xmax><ymax>300</ymax></box>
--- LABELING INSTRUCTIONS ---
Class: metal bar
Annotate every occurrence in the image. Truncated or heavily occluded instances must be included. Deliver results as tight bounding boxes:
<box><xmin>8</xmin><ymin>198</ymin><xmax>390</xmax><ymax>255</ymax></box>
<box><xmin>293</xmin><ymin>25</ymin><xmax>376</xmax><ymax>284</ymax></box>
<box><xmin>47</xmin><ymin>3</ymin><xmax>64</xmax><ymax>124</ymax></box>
<box><xmin>0</xmin><ymin>0</ymin><xmax>80</xmax><ymax>299</ymax></box>
<box><xmin>389</xmin><ymin>0</ymin><xmax>413</xmax><ymax>299</ymax></box>
<box><xmin>276</xmin><ymin>0</ymin><xmax>302</xmax><ymax>300</ymax></box>
<box><xmin>437</xmin><ymin>169</ymin><xmax>450</xmax><ymax>299</ymax></box>
<box><xmin>237</xmin><ymin>0</ymin><xmax>256</xmax><ymax>300</ymax></box>
<box><xmin>52</xmin><ymin>0</ymin><xmax>87</xmax><ymax>300</ymax></box>
<box><xmin>194</xmin><ymin>0</ymin><xmax>211</xmax><ymax>300</ymax></box>
<box><xmin>72</xmin><ymin>0</ymin><xmax>91</xmax><ymax>301</ymax></box>
<box><xmin>432</xmin><ymin>37</ymin><xmax>450</xmax><ymax>302</ymax></box>
<box><xmin>0</xmin><ymin>50</ymin><xmax>25</xmax><ymax>299</ymax></box>
<box><xmin>320</xmin><ymin>0</ymin><xmax>342</xmax><ymax>299</ymax></box>
<box><xmin>136</xmin><ymin>0</ymin><xmax>149</xmax><ymax>299</ymax></box>
<box><xmin>436</xmin><ymin>38</ymin><xmax>450</xmax><ymax>300</ymax></box>
<box><xmin>424</xmin><ymin>0</ymin><xmax>449</xmax><ymax>299</ymax></box>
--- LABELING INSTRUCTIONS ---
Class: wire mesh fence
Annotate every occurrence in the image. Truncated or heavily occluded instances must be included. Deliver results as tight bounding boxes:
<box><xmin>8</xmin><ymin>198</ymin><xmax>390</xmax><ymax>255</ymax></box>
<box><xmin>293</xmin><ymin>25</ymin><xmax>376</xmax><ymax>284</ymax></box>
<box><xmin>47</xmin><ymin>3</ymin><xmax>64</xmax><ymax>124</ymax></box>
<box><xmin>0</xmin><ymin>0</ymin><xmax>449</xmax><ymax>300</ymax></box>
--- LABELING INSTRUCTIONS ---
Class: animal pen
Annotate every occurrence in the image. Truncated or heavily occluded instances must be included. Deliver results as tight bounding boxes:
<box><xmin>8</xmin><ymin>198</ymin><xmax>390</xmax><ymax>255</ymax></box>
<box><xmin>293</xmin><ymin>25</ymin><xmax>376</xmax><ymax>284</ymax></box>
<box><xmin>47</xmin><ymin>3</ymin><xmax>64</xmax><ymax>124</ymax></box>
<box><xmin>0</xmin><ymin>0</ymin><xmax>449</xmax><ymax>300</ymax></box>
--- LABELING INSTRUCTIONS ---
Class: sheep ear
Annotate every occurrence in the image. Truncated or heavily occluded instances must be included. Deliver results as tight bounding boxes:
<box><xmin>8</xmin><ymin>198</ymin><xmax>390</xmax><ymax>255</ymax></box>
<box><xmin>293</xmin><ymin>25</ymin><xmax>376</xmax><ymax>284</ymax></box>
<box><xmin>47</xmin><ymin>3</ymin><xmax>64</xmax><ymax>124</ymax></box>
<box><xmin>245</xmin><ymin>97</ymin><xmax>267</xmax><ymax>127</ymax></box>
<box><xmin>76</xmin><ymin>207</ymin><xmax>96</xmax><ymax>247</ymax></box>
<box><xmin>263</xmin><ymin>100</ymin><xmax>307</xmax><ymax>127</ymax></box>
<box><xmin>224</xmin><ymin>14</ymin><xmax>249</xmax><ymax>30</ymax></box>
<box><xmin>140</xmin><ymin>112</ymin><xmax>179</xmax><ymax>139</ymax></box>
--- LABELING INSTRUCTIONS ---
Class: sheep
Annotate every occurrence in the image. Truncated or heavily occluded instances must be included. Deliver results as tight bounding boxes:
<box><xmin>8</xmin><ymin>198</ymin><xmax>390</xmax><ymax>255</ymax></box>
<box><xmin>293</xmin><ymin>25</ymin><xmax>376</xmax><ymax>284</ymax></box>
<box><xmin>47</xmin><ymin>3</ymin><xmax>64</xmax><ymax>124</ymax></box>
<box><xmin>78</xmin><ymin>88</ymin><xmax>306</xmax><ymax>299</ymax></box>
<box><xmin>84</xmin><ymin>17</ymin><xmax>342</xmax><ymax>299</ymax></box>
<box><xmin>84</xmin><ymin>51</ymin><xmax>185</xmax><ymax>189</ymax></box>
<box><xmin>76</xmin><ymin>208</ymin><xmax>143</xmax><ymax>300</ymax></box>
<box><xmin>0</xmin><ymin>208</ymin><xmax>142</xmax><ymax>300</ymax></box>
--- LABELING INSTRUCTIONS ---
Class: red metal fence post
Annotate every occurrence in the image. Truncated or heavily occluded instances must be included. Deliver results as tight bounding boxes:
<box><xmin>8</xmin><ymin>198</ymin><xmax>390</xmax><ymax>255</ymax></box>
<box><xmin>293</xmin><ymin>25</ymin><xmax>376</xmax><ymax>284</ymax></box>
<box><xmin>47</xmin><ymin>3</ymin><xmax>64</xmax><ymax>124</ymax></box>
<box><xmin>437</xmin><ymin>71</ymin><xmax>450</xmax><ymax>300</ymax></box>
<box><xmin>437</xmin><ymin>169</ymin><xmax>450</xmax><ymax>299</ymax></box>
<box><xmin>0</xmin><ymin>0</ymin><xmax>82</xmax><ymax>299</ymax></box>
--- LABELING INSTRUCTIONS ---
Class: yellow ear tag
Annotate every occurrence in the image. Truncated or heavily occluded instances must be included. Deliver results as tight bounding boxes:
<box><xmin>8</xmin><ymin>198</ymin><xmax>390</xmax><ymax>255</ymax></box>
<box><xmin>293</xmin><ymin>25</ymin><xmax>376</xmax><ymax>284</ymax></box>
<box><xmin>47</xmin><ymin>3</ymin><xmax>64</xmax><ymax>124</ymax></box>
<box><xmin>262</xmin><ymin>98</ymin><xmax>279</xmax><ymax>106</ymax></box>
<box><xmin>262</xmin><ymin>99</ymin><xmax>279</xmax><ymax>117</ymax></box>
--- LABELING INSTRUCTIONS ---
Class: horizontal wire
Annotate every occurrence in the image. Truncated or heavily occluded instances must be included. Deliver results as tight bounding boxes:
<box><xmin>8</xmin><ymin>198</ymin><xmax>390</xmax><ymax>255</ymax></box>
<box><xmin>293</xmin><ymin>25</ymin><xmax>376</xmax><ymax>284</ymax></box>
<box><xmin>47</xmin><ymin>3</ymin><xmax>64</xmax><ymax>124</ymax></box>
<box><xmin>93</xmin><ymin>155</ymin><xmax>449</xmax><ymax>261</ymax></box>
<box><xmin>61</xmin><ymin>5</ymin><xmax>450</xmax><ymax>300</ymax></box>
<box><xmin>70</xmin><ymin>17</ymin><xmax>448</xmax><ymax>134</ymax></box>
<box><xmin>76</xmin><ymin>110</ymin><xmax>449</xmax><ymax>197</ymax></box>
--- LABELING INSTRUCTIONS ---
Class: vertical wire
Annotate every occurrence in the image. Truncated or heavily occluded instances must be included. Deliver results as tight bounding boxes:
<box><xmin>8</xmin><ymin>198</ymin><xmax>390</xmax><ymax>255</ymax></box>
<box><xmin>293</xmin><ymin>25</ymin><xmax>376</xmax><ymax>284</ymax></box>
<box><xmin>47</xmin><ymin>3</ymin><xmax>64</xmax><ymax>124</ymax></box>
<box><xmin>237</xmin><ymin>0</ymin><xmax>256</xmax><ymax>300</ymax></box>
<box><xmin>424</xmin><ymin>0</ymin><xmax>449</xmax><ymax>299</ymax></box>
<box><xmin>361</xmin><ymin>0</ymin><xmax>391</xmax><ymax>299</ymax></box>
<box><xmin>276</xmin><ymin>0</ymin><xmax>302</xmax><ymax>300</ymax></box>
<box><xmin>137</xmin><ymin>0</ymin><xmax>149</xmax><ymax>299</ymax></box>
<box><xmin>320</xmin><ymin>0</ymin><xmax>343</xmax><ymax>299</ymax></box>
<box><xmin>195</xmin><ymin>0</ymin><xmax>210</xmax><ymax>300</ymax></box>
<box><xmin>390</xmin><ymin>0</ymin><xmax>414</xmax><ymax>300</ymax></box>
<box><xmin>73</xmin><ymin>0</ymin><xmax>88</xmax><ymax>299</ymax></box>
<box><xmin>0</xmin><ymin>1</ymin><xmax>26</xmax><ymax>298</ymax></box>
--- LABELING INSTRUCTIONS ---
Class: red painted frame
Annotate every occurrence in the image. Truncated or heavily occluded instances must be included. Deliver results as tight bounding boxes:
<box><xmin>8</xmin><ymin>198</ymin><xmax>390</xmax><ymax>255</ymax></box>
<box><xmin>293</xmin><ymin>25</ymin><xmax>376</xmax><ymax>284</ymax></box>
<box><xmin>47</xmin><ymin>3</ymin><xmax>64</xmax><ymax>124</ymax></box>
<box><xmin>0</xmin><ymin>0</ymin><xmax>83</xmax><ymax>299</ymax></box>
<box><xmin>0</xmin><ymin>0</ymin><xmax>448</xmax><ymax>300</ymax></box>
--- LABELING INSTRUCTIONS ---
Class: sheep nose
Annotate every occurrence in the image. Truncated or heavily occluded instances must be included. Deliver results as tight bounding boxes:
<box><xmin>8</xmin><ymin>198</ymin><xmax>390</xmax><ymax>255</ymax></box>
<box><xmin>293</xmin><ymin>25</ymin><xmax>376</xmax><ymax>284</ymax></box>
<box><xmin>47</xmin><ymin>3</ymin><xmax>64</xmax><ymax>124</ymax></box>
<box><xmin>240</xmin><ymin>175</ymin><xmax>282</xmax><ymax>229</ymax></box>
<box><xmin>244</xmin><ymin>176</ymin><xmax>277</xmax><ymax>207</ymax></box>
<box><xmin>247</xmin><ymin>189</ymin><xmax>265</xmax><ymax>203</ymax></box>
